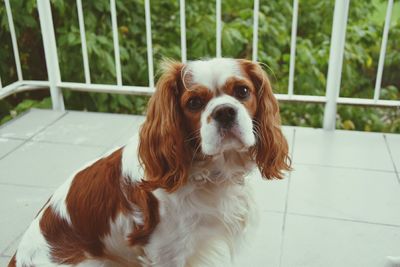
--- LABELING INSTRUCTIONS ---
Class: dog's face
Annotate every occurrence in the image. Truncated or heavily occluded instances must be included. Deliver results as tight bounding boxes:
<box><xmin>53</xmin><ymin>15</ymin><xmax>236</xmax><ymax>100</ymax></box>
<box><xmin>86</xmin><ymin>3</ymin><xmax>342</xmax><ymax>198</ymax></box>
<box><xmin>181</xmin><ymin>58</ymin><xmax>257</xmax><ymax>155</ymax></box>
<box><xmin>139</xmin><ymin>58</ymin><xmax>290</xmax><ymax>192</ymax></box>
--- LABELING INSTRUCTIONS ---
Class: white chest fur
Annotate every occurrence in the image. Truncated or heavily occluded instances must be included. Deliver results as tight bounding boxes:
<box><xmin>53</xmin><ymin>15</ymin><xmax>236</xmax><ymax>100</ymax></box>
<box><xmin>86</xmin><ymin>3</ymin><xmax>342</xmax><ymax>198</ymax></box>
<box><xmin>121</xmin><ymin>139</ymin><xmax>257</xmax><ymax>267</ymax></box>
<box><xmin>143</xmin><ymin>155</ymin><xmax>256</xmax><ymax>267</ymax></box>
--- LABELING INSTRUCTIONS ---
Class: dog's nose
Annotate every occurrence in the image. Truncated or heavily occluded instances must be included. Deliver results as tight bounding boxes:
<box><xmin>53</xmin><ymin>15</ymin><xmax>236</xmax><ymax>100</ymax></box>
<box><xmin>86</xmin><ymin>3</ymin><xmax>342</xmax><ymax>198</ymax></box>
<box><xmin>212</xmin><ymin>105</ymin><xmax>237</xmax><ymax>129</ymax></box>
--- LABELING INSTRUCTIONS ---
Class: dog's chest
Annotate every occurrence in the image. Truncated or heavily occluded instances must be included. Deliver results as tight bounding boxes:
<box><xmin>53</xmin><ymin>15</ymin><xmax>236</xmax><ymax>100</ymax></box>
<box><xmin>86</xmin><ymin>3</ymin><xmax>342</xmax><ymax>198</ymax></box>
<box><xmin>144</xmin><ymin>181</ymin><xmax>253</xmax><ymax>267</ymax></box>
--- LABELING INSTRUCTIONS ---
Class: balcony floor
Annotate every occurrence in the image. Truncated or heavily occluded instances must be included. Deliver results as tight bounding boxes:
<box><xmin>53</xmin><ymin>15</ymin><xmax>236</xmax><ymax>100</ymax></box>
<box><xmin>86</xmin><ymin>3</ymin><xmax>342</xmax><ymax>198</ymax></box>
<box><xmin>0</xmin><ymin>108</ymin><xmax>399</xmax><ymax>266</ymax></box>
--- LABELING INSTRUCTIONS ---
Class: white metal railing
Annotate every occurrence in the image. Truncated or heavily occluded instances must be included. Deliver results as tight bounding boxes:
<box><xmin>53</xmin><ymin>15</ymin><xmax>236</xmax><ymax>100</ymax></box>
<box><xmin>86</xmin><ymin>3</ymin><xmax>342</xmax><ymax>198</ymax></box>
<box><xmin>0</xmin><ymin>0</ymin><xmax>399</xmax><ymax>130</ymax></box>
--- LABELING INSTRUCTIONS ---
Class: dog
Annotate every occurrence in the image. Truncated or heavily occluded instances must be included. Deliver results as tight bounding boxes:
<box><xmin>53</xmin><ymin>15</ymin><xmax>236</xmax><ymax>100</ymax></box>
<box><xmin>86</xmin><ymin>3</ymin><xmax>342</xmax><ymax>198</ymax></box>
<box><xmin>9</xmin><ymin>58</ymin><xmax>290</xmax><ymax>267</ymax></box>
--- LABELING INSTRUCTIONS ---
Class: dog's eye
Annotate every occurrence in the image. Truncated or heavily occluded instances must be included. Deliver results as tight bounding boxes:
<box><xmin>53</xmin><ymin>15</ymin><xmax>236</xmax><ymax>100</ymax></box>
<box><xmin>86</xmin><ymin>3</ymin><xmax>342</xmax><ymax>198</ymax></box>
<box><xmin>234</xmin><ymin>86</ymin><xmax>250</xmax><ymax>100</ymax></box>
<box><xmin>187</xmin><ymin>97</ymin><xmax>204</xmax><ymax>111</ymax></box>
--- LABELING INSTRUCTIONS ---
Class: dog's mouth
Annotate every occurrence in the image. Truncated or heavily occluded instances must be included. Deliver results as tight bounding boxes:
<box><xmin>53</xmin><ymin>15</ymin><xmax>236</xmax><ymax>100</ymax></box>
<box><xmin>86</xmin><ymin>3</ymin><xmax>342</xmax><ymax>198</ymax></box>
<box><xmin>220</xmin><ymin>127</ymin><xmax>237</xmax><ymax>139</ymax></box>
<box><xmin>212</xmin><ymin>125</ymin><xmax>248</xmax><ymax>153</ymax></box>
<box><xmin>220</xmin><ymin>124</ymin><xmax>247</xmax><ymax>141</ymax></box>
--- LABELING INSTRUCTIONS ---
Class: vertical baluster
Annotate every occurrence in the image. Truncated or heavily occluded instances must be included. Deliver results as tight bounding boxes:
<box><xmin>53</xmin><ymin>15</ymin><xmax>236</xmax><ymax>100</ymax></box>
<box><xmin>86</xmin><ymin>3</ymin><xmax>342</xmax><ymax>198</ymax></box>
<box><xmin>323</xmin><ymin>0</ymin><xmax>350</xmax><ymax>130</ymax></box>
<box><xmin>145</xmin><ymin>0</ymin><xmax>154</xmax><ymax>88</ymax></box>
<box><xmin>373</xmin><ymin>0</ymin><xmax>393</xmax><ymax>102</ymax></box>
<box><xmin>37</xmin><ymin>0</ymin><xmax>65</xmax><ymax>110</ymax></box>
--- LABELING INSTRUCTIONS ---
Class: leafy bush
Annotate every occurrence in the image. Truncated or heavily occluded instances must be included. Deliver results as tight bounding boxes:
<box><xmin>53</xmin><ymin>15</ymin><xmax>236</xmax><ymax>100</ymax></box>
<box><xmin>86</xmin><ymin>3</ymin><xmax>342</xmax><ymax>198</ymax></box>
<box><xmin>0</xmin><ymin>0</ymin><xmax>399</xmax><ymax>132</ymax></box>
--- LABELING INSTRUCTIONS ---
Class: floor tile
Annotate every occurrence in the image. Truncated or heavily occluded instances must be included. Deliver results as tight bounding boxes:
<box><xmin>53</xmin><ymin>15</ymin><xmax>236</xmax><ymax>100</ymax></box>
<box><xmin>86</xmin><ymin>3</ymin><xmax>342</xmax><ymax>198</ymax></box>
<box><xmin>281</xmin><ymin>215</ymin><xmax>400</xmax><ymax>267</ymax></box>
<box><xmin>0</xmin><ymin>138</ymin><xmax>24</xmax><ymax>158</ymax></box>
<box><xmin>2</xmin><ymin>237</ymin><xmax>20</xmax><ymax>258</ymax></box>
<box><xmin>293</xmin><ymin>128</ymin><xmax>393</xmax><ymax>171</ymax></box>
<box><xmin>0</xmin><ymin>256</ymin><xmax>13</xmax><ymax>266</ymax></box>
<box><xmin>0</xmin><ymin>184</ymin><xmax>53</xmax><ymax>254</ymax></box>
<box><xmin>248</xmin><ymin>169</ymin><xmax>289</xmax><ymax>212</ymax></box>
<box><xmin>0</xmin><ymin>141</ymin><xmax>104</xmax><ymax>188</ymax></box>
<box><xmin>234</xmin><ymin>212</ymin><xmax>283</xmax><ymax>267</ymax></box>
<box><xmin>106</xmin><ymin>116</ymin><xmax>145</xmax><ymax>148</ymax></box>
<box><xmin>385</xmin><ymin>133</ymin><xmax>400</xmax><ymax>172</ymax></box>
<box><xmin>33</xmin><ymin>111</ymin><xmax>143</xmax><ymax>147</ymax></box>
<box><xmin>240</xmin><ymin>127</ymin><xmax>293</xmax><ymax>213</ymax></box>
<box><xmin>288</xmin><ymin>165</ymin><xmax>400</xmax><ymax>225</ymax></box>
<box><xmin>0</xmin><ymin>109</ymin><xmax>65</xmax><ymax>140</ymax></box>
<box><xmin>282</xmin><ymin>126</ymin><xmax>295</xmax><ymax>154</ymax></box>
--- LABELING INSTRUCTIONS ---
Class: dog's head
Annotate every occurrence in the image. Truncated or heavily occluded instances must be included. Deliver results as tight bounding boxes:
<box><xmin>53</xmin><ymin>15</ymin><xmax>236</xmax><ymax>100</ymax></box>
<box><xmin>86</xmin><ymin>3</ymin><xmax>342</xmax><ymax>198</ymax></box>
<box><xmin>139</xmin><ymin>58</ymin><xmax>291</xmax><ymax>192</ymax></box>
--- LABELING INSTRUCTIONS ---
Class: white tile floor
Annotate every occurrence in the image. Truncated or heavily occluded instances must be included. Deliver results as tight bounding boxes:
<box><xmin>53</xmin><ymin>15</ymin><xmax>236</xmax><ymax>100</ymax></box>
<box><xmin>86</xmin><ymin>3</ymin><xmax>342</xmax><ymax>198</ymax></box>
<box><xmin>0</xmin><ymin>108</ymin><xmax>399</xmax><ymax>266</ymax></box>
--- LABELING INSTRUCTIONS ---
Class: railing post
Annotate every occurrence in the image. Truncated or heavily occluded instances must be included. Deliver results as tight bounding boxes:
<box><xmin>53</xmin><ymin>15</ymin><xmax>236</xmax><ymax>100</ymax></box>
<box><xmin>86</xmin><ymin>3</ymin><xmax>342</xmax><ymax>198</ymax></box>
<box><xmin>216</xmin><ymin>0</ymin><xmax>222</xmax><ymax>58</ymax></box>
<box><xmin>76</xmin><ymin>0</ymin><xmax>91</xmax><ymax>84</ymax></box>
<box><xmin>288</xmin><ymin>0</ymin><xmax>299</xmax><ymax>97</ymax></box>
<box><xmin>373</xmin><ymin>0</ymin><xmax>393</xmax><ymax>102</ymax></box>
<box><xmin>252</xmin><ymin>0</ymin><xmax>259</xmax><ymax>62</ymax></box>
<box><xmin>110</xmin><ymin>0</ymin><xmax>122</xmax><ymax>86</ymax></box>
<box><xmin>5</xmin><ymin>0</ymin><xmax>23</xmax><ymax>82</ymax></box>
<box><xmin>37</xmin><ymin>0</ymin><xmax>65</xmax><ymax>111</ymax></box>
<box><xmin>323</xmin><ymin>0</ymin><xmax>349</xmax><ymax>130</ymax></box>
<box><xmin>144</xmin><ymin>0</ymin><xmax>154</xmax><ymax>88</ymax></box>
<box><xmin>179</xmin><ymin>0</ymin><xmax>187</xmax><ymax>63</ymax></box>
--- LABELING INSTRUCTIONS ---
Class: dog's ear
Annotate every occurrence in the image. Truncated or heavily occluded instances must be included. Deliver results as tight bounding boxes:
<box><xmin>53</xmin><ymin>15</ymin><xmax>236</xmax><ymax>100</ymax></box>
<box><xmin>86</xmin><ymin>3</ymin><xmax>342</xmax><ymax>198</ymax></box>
<box><xmin>240</xmin><ymin>59</ymin><xmax>291</xmax><ymax>179</ymax></box>
<box><xmin>138</xmin><ymin>61</ymin><xmax>190</xmax><ymax>192</ymax></box>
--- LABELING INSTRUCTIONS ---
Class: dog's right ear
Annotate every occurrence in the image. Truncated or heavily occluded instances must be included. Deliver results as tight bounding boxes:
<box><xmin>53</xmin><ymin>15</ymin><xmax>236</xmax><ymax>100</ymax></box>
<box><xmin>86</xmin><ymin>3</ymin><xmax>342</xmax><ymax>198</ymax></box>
<box><xmin>138</xmin><ymin>61</ymin><xmax>190</xmax><ymax>193</ymax></box>
<box><xmin>239</xmin><ymin>59</ymin><xmax>291</xmax><ymax>180</ymax></box>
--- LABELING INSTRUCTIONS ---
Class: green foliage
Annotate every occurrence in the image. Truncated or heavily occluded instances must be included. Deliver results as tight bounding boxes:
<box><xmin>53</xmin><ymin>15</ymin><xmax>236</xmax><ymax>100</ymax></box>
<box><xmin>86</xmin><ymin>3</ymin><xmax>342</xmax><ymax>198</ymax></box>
<box><xmin>0</xmin><ymin>0</ymin><xmax>399</xmax><ymax>132</ymax></box>
<box><xmin>1</xmin><ymin>96</ymin><xmax>52</xmax><ymax>125</ymax></box>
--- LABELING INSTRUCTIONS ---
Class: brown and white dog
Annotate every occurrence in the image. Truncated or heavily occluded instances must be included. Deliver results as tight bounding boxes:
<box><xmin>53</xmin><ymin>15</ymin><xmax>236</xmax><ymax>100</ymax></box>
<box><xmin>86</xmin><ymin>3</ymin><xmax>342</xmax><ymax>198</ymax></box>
<box><xmin>9</xmin><ymin>58</ymin><xmax>290</xmax><ymax>267</ymax></box>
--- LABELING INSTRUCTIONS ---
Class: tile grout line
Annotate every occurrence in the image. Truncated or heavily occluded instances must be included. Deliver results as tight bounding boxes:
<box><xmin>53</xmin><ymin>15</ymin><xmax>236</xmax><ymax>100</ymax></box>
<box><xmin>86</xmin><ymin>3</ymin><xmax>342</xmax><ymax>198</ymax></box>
<box><xmin>288</xmin><ymin>212</ymin><xmax>400</xmax><ymax>228</ymax></box>
<box><xmin>0</xmin><ymin>109</ymin><xmax>67</xmax><ymax>257</ymax></box>
<box><xmin>0</xmin><ymin>111</ymin><xmax>68</xmax><ymax>161</ymax></box>
<box><xmin>278</xmin><ymin>128</ymin><xmax>296</xmax><ymax>267</ymax></box>
<box><xmin>0</xmin><ymin>110</ymin><xmax>36</xmax><ymax>161</ymax></box>
<box><xmin>31</xmin><ymin>139</ymin><xmax>105</xmax><ymax>149</ymax></box>
<box><xmin>383</xmin><ymin>134</ymin><xmax>400</xmax><ymax>185</ymax></box>
<box><xmin>98</xmin><ymin>117</ymin><xmax>147</xmax><ymax>156</ymax></box>
<box><xmin>0</xmin><ymin>182</ymin><xmax>56</xmax><ymax>190</ymax></box>
<box><xmin>0</xmin><ymin>108</ymin><xmax>35</xmax><ymax>131</ymax></box>
<box><xmin>293</xmin><ymin>162</ymin><xmax>396</xmax><ymax>174</ymax></box>
<box><xmin>0</xmin><ymin>231</ymin><xmax>25</xmax><ymax>257</ymax></box>
<box><xmin>0</xmin><ymin>136</ymin><xmax>27</xmax><ymax>141</ymax></box>
<box><xmin>98</xmin><ymin>123</ymin><xmax>139</xmax><ymax>155</ymax></box>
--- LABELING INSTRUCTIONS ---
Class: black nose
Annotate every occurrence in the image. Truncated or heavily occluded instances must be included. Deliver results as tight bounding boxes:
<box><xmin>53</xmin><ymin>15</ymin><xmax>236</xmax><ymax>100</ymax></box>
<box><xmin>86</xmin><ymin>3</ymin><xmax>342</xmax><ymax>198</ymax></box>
<box><xmin>212</xmin><ymin>105</ymin><xmax>237</xmax><ymax>129</ymax></box>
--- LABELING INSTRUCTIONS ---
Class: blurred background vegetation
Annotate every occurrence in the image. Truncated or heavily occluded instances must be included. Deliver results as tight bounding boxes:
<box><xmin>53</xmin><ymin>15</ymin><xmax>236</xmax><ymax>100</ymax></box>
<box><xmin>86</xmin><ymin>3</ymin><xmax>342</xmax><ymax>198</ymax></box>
<box><xmin>0</xmin><ymin>0</ymin><xmax>399</xmax><ymax>132</ymax></box>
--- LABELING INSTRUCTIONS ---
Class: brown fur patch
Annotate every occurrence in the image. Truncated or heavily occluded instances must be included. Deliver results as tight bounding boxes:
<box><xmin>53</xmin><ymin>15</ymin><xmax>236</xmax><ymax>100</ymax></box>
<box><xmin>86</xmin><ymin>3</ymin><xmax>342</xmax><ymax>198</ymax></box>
<box><xmin>39</xmin><ymin>148</ymin><xmax>160</xmax><ymax>265</ymax></box>
<box><xmin>8</xmin><ymin>254</ymin><xmax>16</xmax><ymax>267</ymax></box>
<box><xmin>239</xmin><ymin>59</ymin><xmax>292</xmax><ymax>179</ymax></box>
<box><xmin>139</xmin><ymin>62</ymin><xmax>192</xmax><ymax>192</ymax></box>
<box><xmin>222</xmin><ymin>77</ymin><xmax>257</xmax><ymax>117</ymax></box>
<box><xmin>180</xmin><ymin>85</ymin><xmax>214</xmax><ymax>136</ymax></box>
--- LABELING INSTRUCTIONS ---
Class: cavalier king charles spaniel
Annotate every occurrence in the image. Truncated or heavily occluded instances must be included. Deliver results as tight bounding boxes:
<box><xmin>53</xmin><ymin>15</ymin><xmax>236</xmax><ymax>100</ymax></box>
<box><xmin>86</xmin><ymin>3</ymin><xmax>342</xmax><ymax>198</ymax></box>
<box><xmin>9</xmin><ymin>58</ymin><xmax>291</xmax><ymax>267</ymax></box>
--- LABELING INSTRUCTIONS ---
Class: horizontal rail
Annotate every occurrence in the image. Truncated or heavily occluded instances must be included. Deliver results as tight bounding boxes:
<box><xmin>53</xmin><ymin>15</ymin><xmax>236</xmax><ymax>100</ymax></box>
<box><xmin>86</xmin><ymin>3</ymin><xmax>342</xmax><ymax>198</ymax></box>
<box><xmin>276</xmin><ymin>94</ymin><xmax>400</xmax><ymax>107</ymax></box>
<box><xmin>0</xmin><ymin>80</ymin><xmax>50</xmax><ymax>99</ymax></box>
<box><xmin>2</xmin><ymin>80</ymin><xmax>398</xmax><ymax>108</ymax></box>
<box><xmin>58</xmin><ymin>82</ymin><xmax>155</xmax><ymax>95</ymax></box>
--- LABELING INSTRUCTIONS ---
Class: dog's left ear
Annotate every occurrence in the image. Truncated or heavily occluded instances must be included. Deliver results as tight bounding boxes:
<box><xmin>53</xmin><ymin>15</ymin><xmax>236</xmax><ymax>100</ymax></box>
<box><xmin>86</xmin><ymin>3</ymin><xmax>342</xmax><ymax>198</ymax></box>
<box><xmin>138</xmin><ymin>61</ymin><xmax>190</xmax><ymax>192</ymax></box>
<box><xmin>240</xmin><ymin>59</ymin><xmax>291</xmax><ymax>179</ymax></box>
